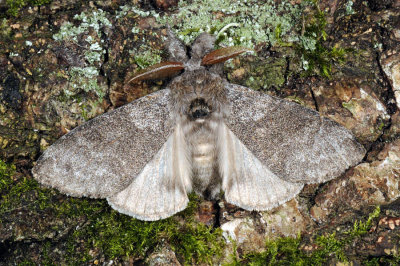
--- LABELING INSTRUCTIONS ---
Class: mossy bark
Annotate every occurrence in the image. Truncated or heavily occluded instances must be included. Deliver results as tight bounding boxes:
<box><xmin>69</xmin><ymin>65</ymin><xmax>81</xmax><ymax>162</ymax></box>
<box><xmin>0</xmin><ymin>0</ymin><xmax>399</xmax><ymax>264</ymax></box>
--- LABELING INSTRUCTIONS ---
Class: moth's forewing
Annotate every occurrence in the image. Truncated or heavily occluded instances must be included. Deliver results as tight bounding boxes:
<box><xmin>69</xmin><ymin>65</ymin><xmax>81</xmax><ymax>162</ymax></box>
<box><xmin>32</xmin><ymin>89</ymin><xmax>173</xmax><ymax>198</ymax></box>
<box><xmin>225</xmin><ymin>83</ymin><xmax>366</xmax><ymax>184</ymax></box>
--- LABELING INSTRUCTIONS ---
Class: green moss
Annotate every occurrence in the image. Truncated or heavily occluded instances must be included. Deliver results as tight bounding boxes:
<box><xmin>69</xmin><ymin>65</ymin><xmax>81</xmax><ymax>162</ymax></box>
<box><xmin>0</xmin><ymin>18</ymin><xmax>12</xmax><ymax>40</ymax></box>
<box><xmin>364</xmin><ymin>254</ymin><xmax>400</xmax><ymax>265</ymax></box>
<box><xmin>230</xmin><ymin>206</ymin><xmax>382</xmax><ymax>265</ymax></box>
<box><xmin>5</xmin><ymin>0</ymin><xmax>52</xmax><ymax>17</ymax></box>
<box><xmin>377</xmin><ymin>121</ymin><xmax>385</xmax><ymax>131</ymax></box>
<box><xmin>308</xmin><ymin>207</ymin><xmax>380</xmax><ymax>262</ymax></box>
<box><xmin>65</xmin><ymin>194</ymin><xmax>224</xmax><ymax>264</ymax></box>
<box><xmin>0</xmin><ymin>164</ymin><xmax>224</xmax><ymax>264</ymax></box>
<box><xmin>251</xmin><ymin>58</ymin><xmax>286</xmax><ymax>90</ymax></box>
<box><xmin>130</xmin><ymin>47</ymin><xmax>162</xmax><ymax>70</ymax></box>
<box><xmin>314</xmin><ymin>232</ymin><xmax>347</xmax><ymax>262</ymax></box>
<box><xmin>298</xmin><ymin>0</ymin><xmax>346</xmax><ymax>78</ymax></box>
<box><xmin>272</xmin><ymin>0</ymin><xmax>346</xmax><ymax>78</ymax></box>
<box><xmin>241</xmin><ymin>236</ymin><xmax>309</xmax><ymax>265</ymax></box>
<box><xmin>0</xmin><ymin>159</ymin><xmax>15</xmax><ymax>192</ymax></box>
<box><xmin>348</xmin><ymin>206</ymin><xmax>381</xmax><ymax>237</ymax></box>
<box><xmin>226</xmin><ymin>235</ymin><xmax>331</xmax><ymax>265</ymax></box>
<box><xmin>0</xmin><ymin>162</ymin><xmax>55</xmax><ymax>221</ymax></box>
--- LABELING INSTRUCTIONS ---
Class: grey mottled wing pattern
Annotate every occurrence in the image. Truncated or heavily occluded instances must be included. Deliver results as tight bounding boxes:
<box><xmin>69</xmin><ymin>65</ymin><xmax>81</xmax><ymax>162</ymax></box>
<box><xmin>225</xmin><ymin>83</ymin><xmax>366</xmax><ymax>183</ymax></box>
<box><xmin>32</xmin><ymin>89</ymin><xmax>172</xmax><ymax>198</ymax></box>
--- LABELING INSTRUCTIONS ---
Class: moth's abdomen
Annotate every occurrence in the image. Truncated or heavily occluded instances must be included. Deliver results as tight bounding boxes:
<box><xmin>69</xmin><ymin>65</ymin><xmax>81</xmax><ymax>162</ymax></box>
<box><xmin>182</xmin><ymin>118</ymin><xmax>221</xmax><ymax>198</ymax></box>
<box><xmin>192</xmin><ymin>142</ymin><xmax>215</xmax><ymax>175</ymax></box>
<box><xmin>191</xmin><ymin>137</ymin><xmax>220</xmax><ymax>198</ymax></box>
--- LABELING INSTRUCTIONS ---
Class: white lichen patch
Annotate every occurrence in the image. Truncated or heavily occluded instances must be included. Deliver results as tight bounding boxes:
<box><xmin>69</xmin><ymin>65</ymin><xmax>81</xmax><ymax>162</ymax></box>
<box><xmin>300</xmin><ymin>35</ymin><xmax>317</xmax><ymax>52</ymax></box>
<box><xmin>53</xmin><ymin>9</ymin><xmax>112</xmax><ymax>42</ymax></box>
<box><xmin>8</xmin><ymin>52</ymin><xmax>19</xmax><ymax>57</ymax></box>
<box><xmin>116</xmin><ymin>5</ymin><xmax>158</xmax><ymax>18</ymax></box>
<box><xmin>302</xmin><ymin>55</ymin><xmax>310</xmax><ymax>71</ymax></box>
<box><xmin>52</xmin><ymin>9</ymin><xmax>111</xmax><ymax>99</ymax></box>
<box><xmin>221</xmin><ymin>218</ymin><xmax>244</xmax><ymax>243</ymax></box>
<box><xmin>68</xmin><ymin>66</ymin><xmax>105</xmax><ymax>98</ymax></box>
<box><xmin>345</xmin><ymin>0</ymin><xmax>355</xmax><ymax>15</ymax></box>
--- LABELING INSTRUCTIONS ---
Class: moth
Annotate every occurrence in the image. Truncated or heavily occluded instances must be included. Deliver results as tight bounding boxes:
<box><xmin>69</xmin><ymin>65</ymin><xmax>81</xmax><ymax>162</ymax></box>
<box><xmin>32</xmin><ymin>30</ymin><xmax>366</xmax><ymax>221</ymax></box>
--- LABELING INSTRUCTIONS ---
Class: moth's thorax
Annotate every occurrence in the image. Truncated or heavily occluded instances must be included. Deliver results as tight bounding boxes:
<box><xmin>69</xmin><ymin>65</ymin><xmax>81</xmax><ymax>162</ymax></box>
<box><xmin>169</xmin><ymin>68</ymin><xmax>229</xmax><ymax>122</ymax></box>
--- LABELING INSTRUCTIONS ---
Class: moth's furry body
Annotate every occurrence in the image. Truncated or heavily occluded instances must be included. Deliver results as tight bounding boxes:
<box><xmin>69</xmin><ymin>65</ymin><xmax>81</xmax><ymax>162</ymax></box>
<box><xmin>170</xmin><ymin>68</ymin><xmax>229</xmax><ymax>199</ymax></box>
<box><xmin>32</xmin><ymin>31</ymin><xmax>366</xmax><ymax>221</ymax></box>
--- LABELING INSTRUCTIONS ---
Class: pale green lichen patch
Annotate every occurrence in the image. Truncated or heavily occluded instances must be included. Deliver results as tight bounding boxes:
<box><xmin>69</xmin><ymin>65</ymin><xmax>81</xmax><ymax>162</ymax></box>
<box><xmin>115</xmin><ymin>0</ymin><xmax>304</xmax><ymax>48</ymax></box>
<box><xmin>115</xmin><ymin>0</ymin><xmax>344</xmax><ymax>80</ymax></box>
<box><xmin>52</xmin><ymin>9</ymin><xmax>111</xmax><ymax>100</ymax></box>
<box><xmin>156</xmin><ymin>0</ymin><xmax>304</xmax><ymax>47</ymax></box>
<box><xmin>68</xmin><ymin>67</ymin><xmax>105</xmax><ymax>99</ymax></box>
<box><xmin>345</xmin><ymin>0</ymin><xmax>356</xmax><ymax>15</ymax></box>
<box><xmin>342</xmin><ymin>100</ymin><xmax>359</xmax><ymax>116</ymax></box>
<box><xmin>116</xmin><ymin>5</ymin><xmax>160</xmax><ymax>20</ymax></box>
<box><xmin>109</xmin><ymin>0</ymin><xmax>345</xmax><ymax>83</ymax></box>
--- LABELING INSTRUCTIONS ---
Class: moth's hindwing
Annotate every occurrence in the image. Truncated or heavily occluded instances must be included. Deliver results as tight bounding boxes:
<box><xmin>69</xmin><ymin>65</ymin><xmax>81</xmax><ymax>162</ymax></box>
<box><xmin>218</xmin><ymin>123</ymin><xmax>303</xmax><ymax>211</ymax></box>
<box><xmin>32</xmin><ymin>89</ymin><xmax>172</xmax><ymax>198</ymax></box>
<box><xmin>107</xmin><ymin>124</ymin><xmax>191</xmax><ymax>221</ymax></box>
<box><xmin>225</xmin><ymin>83</ymin><xmax>366</xmax><ymax>184</ymax></box>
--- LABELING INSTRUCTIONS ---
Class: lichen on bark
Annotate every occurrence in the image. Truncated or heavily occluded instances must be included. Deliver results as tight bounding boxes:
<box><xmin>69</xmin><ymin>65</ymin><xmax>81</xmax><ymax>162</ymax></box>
<box><xmin>0</xmin><ymin>0</ymin><xmax>400</xmax><ymax>264</ymax></box>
